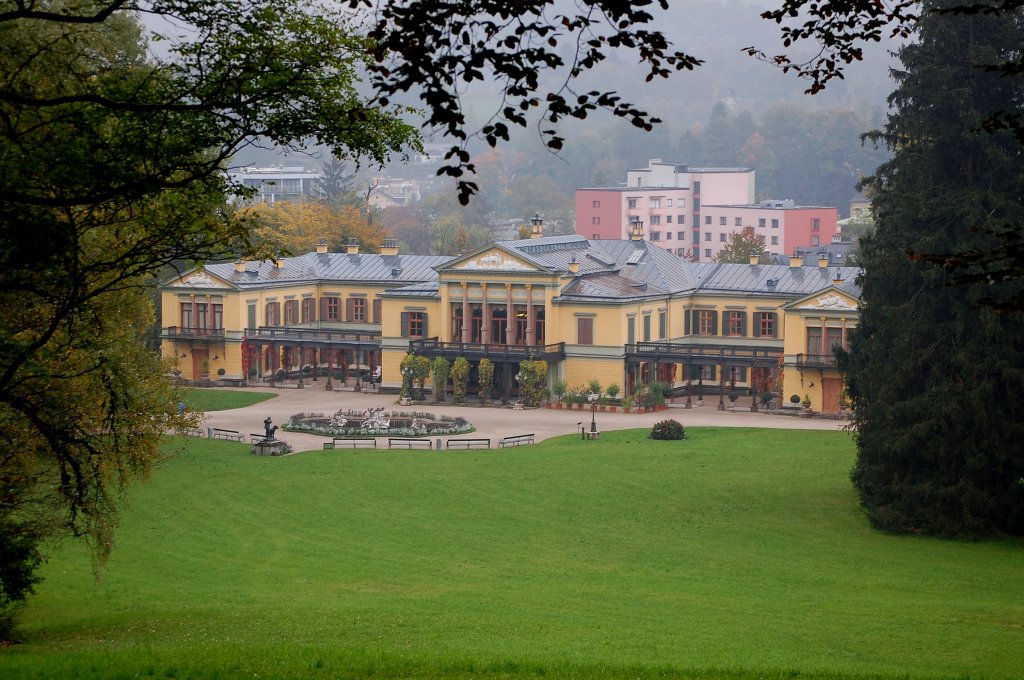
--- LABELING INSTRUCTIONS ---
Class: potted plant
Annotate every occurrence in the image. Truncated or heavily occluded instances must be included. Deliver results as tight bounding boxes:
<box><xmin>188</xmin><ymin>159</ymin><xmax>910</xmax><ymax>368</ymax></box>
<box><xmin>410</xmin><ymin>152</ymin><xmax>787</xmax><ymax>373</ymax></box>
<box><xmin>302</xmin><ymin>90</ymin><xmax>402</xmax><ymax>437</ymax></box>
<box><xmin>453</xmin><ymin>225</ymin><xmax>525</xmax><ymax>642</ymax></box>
<box><xmin>759</xmin><ymin>391</ymin><xmax>773</xmax><ymax>410</ymax></box>
<box><xmin>622</xmin><ymin>393</ymin><xmax>634</xmax><ymax>413</ymax></box>
<box><xmin>728</xmin><ymin>391</ymin><xmax>739</xmax><ymax>408</ymax></box>
<box><xmin>552</xmin><ymin>379</ymin><xmax>567</xmax><ymax>409</ymax></box>
<box><xmin>605</xmin><ymin>383</ymin><xmax>620</xmax><ymax>412</ymax></box>
<box><xmin>801</xmin><ymin>394</ymin><xmax>813</xmax><ymax>417</ymax></box>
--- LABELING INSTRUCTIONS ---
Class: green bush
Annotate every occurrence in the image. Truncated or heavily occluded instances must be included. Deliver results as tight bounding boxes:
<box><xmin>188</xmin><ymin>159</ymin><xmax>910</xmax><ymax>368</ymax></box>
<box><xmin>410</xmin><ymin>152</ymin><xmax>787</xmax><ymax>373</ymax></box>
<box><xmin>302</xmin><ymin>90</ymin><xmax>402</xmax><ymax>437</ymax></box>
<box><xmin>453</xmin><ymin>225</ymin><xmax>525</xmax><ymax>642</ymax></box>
<box><xmin>649</xmin><ymin>419</ymin><xmax>686</xmax><ymax>440</ymax></box>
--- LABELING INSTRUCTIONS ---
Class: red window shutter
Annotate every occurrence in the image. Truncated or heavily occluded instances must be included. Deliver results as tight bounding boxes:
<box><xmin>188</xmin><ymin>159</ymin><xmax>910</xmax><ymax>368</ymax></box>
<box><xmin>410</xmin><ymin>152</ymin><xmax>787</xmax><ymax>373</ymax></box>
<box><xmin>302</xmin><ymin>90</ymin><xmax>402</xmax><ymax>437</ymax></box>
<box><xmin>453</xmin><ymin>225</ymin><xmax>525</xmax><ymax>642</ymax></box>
<box><xmin>373</xmin><ymin>298</ymin><xmax>382</xmax><ymax>324</ymax></box>
<box><xmin>345</xmin><ymin>298</ymin><xmax>354</xmax><ymax>322</ymax></box>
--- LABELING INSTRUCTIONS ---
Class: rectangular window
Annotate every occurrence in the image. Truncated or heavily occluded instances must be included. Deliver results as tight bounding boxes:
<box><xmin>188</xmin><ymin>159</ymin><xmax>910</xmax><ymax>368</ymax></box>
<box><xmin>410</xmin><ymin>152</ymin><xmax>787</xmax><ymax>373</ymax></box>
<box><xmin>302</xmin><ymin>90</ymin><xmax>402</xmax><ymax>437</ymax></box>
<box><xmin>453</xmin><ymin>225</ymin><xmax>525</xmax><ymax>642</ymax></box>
<box><xmin>650</xmin><ymin>215</ymin><xmax>661</xmax><ymax>225</ymax></box>
<box><xmin>649</xmin><ymin>198</ymin><xmax>661</xmax><ymax>208</ymax></box>
<box><xmin>281</xmin><ymin>178</ymin><xmax>301</xmax><ymax>194</ymax></box>
<box><xmin>755</xmin><ymin>312</ymin><xmax>777</xmax><ymax>338</ymax></box>
<box><xmin>758</xmin><ymin>218</ymin><xmax>766</xmax><ymax>228</ymax></box>
<box><xmin>704</xmin><ymin>232</ymin><xmax>712</xmax><ymax>241</ymax></box>
<box><xmin>678</xmin><ymin>214</ymin><xmax>686</xmax><ymax>225</ymax></box>
<box><xmin>347</xmin><ymin>297</ymin><xmax>367</xmax><ymax>322</ymax></box>
<box><xmin>627</xmin><ymin>316</ymin><xmax>635</xmax><ymax>345</ymax></box>
<box><xmin>323</xmin><ymin>297</ymin><xmax>340</xmax><ymax>321</ymax></box>
<box><xmin>642</xmin><ymin>314</ymin><xmax>651</xmax><ymax>342</ymax></box>
<box><xmin>735</xmin><ymin>217</ymin><xmax>742</xmax><ymax>227</ymax></box>
<box><xmin>827</xmin><ymin>327</ymin><xmax>845</xmax><ymax>352</ymax></box>
<box><xmin>650</xmin><ymin>231</ymin><xmax>661</xmax><ymax>241</ymax></box>
<box><xmin>265</xmin><ymin>302</ymin><xmax>281</xmax><ymax>326</ymax></box>
<box><xmin>807</xmin><ymin>327</ymin><xmax>823</xmax><ymax>355</ymax></box>
<box><xmin>627</xmin><ymin>198</ymin><xmax>638</xmax><ymax>209</ymax></box>
<box><xmin>704</xmin><ymin>248</ymin><xmax>712</xmax><ymax>258</ymax></box>
<box><xmin>247</xmin><ymin>303</ymin><xmax>257</xmax><ymax>330</ymax></box>
<box><xmin>705</xmin><ymin>215</ymin><xmax>712</xmax><ymax>225</ymax></box>
<box><xmin>693</xmin><ymin>181</ymin><xmax>701</xmax><ymax>194</ymax></box>
<box><xmin>725</xmin><ymin>311</ymin><xmax>746</xmax><ymax>336</ymax></box>
<box><xmin>812</xmin><ymin>218</ymin><xmax>821</xmax><ymax>231</ymax></box>
<box><xmin>719</xmin><ymin>216</ymin><xmax>727</xmax><ymax>226</ymax></box>
<box><xmin>401</xmin><ymin>311</ymin><xmax>427</xmax><ymax>338</ymax></box>
<box><xmin>666</xmin><ymin>215</ymin><xmax>673</xmax><ymax>224</ymax></box>
<box><xmin>302</xmin><ymin>298</ymin><xmax>316</xmax><ymax>323</ymax></box>
<box><xmin>719</xmin><ymin>233</ymin><xmax>727</xmax><ymax>242</ymax></box>
<box><xmin>812</xmin><ymin>235</ymin><xmax>820</xmax><ymax>246</ymax></box>
<box><xmin>666</xmin><ymin>199</ymin><xmax>673</xmax><ymax>207</ymax></box>
<box><xmin>771</xmin><ymin>236</ymin><xmax>779</xmax><ymax>245</ymax></box>
<box><xmin>181</xmin><ymin>302</ymin><xmax>193</xmax><ymax>329</ymax></box>
<box><xmin>771</xmin><ymin>219</ymin><xmax>779</xmax><ymax>228</ymax></box>
<box><xmin>697</xmin><ymin>310</ymin><xmax>717</xmax><ymax>336</ymax></box>
<box><xmin>592</xmin><ymin>200</ymin><xmax>600</xmax><ymax>208</ymax></box>
<box><xmin>373</xmin><ymin>298</ymin><xmax>382</xmax><ymax>324</ymax></box>
<box><xmin>678</xmin><ymin>232</ymin><xmax>686</xmax><ymax>240</ymax></box>
<box><xmin>666</xmin><ymin>232</ymin><xmax>673</xmax><ymax>240</ymax></box>
<box><xmin>577</xmin><ymin>317</ymin><xmax>594</xmax><ymax>345</ymax></box>
<box><xmin>591</xmin><ymin>216</ymin><xmax>600</xmax><ymax>225</ymax></box>
<box><xmin>284</xmin><ymin>300</ymin><xmax>298</xmax><ymax>325</ymax></box>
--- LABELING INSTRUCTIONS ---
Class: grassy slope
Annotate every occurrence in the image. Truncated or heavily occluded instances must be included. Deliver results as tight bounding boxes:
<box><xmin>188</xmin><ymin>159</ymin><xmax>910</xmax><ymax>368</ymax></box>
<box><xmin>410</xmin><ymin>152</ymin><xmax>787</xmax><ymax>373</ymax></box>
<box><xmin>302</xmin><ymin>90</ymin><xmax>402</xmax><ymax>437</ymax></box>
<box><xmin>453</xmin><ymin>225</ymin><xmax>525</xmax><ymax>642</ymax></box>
<box><xmin>6</xmin><ymin>429</ymin><xmax>1022</xmax><ymax>679</ymax></box>
<box><xmin>178</xmin><ymin>387</ymin><xmax>276</xmax><ymax>412</ymax></box>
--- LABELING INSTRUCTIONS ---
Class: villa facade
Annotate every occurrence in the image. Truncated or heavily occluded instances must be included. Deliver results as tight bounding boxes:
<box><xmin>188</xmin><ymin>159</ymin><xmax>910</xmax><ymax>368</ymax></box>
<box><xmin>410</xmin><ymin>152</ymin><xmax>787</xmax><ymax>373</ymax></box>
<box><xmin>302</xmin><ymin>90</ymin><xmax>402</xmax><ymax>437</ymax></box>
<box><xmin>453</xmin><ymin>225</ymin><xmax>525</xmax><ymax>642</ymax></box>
<box><xmin>160</xmin><ymin>229</ymin><xmax>861</xmax><ymax>414</ymax></box>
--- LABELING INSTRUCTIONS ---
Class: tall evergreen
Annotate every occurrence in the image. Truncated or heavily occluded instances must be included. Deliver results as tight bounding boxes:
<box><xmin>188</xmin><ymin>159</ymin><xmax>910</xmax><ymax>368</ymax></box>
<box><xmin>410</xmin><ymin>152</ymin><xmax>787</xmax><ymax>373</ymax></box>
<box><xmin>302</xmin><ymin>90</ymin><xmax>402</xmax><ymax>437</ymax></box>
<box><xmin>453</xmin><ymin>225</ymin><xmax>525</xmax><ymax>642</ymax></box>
<box><xmin>842</xmin><ymin>1</ymin><xmax>1024</xmax><ymax>537</ymax></box>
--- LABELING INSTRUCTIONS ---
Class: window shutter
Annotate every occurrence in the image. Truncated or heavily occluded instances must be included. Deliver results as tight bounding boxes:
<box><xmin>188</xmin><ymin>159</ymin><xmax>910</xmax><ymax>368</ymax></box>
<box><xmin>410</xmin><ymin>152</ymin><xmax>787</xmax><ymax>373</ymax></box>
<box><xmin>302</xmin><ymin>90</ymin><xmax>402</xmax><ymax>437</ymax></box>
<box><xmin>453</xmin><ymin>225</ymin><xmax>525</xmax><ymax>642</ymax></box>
<box><xmin>753</xmin><ymin>313</ymin><xmax>761</xmax><ymax>338</ymax></box>
<box><xmin>739</xmin><ymin>312</ymin><xmax>746</xmax><ymax>336</ymax></box>
<box><xmin>345</xmin><ymin>298</ymin><xmax>355</xmax><ymax>322</ymax></box>
<box><xmin>320</xmin><ymin>297</ymin><xmax>327</xmax><ymax>320</ymax></box>
<box><xmin>400</xmin><ymin>312</ymin><xmax>409</xmax><ymax>337</ymax></box>
<box><xmin>684</xmin><ymin>309</ymin><xmax>690</xmax><ymax>335</ymax></box>
<box><xmin>373</xmin><ymin>298</ymin><xmax>382</xmax><ymax>324</ymax></box>
<box><xmin>770</xmin><ymin>313</ymin><xmax>778</xmax><ymax>338</ymax></box>
<box><xmin>421</xmin><ymin>313</ymin><xmax>428</xmax><ymax>338</ymax></box>
<box><xmin>711</xmin><ymin>311</ymin><xmax>718</xmax><ymax>335</ymax></box>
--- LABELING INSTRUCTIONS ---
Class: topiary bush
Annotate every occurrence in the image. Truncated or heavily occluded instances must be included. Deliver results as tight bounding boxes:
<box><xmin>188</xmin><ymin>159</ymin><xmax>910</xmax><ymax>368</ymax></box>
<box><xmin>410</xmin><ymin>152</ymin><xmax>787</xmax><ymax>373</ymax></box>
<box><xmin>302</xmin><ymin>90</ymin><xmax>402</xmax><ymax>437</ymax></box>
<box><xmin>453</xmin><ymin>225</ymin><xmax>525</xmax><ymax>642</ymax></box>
<box><xmin>649</xmin><ymin>419</ymin><xmax>686</xmax><ymax>440</ymax></box>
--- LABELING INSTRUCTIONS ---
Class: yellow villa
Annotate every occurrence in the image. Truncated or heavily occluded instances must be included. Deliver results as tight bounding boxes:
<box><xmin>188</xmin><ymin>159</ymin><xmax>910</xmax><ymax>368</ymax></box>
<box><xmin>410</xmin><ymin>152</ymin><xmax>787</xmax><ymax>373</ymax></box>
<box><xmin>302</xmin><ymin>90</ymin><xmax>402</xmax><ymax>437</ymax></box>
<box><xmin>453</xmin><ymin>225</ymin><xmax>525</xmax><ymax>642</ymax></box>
<box><xmin>160</xmin><ymin>226</ymin><xmax>861</xmax><ymax>413</ymax></box>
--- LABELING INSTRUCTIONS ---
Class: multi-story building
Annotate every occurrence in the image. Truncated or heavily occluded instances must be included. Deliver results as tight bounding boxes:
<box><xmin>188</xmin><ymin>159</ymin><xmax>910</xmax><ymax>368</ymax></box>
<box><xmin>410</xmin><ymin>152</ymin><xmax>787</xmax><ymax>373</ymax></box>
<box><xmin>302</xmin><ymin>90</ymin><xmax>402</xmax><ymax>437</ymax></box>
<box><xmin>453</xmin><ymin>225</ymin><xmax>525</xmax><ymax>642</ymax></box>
<box><xmin>575</xmin><ymin>159</ymin><xmax>755</xmax><ymax>261</ymax></box>
<box><xmin>699</xmin><ymin>199</ymin><xmax>840</xmax><ymax>261</ymax></box>
<box><xmin>226</xmin><ymin>166</ymin><xmax>324</xmax><ymax>204</ymax></box>
<box><xmin>367</xmin><ymin>177</ymin><xmax>421</xmax><ymax>210</ymax></box>
<box><xmin>160</xmin><ymin>224</ymin><xmax>860</xmax><ymax>414</ymax></box>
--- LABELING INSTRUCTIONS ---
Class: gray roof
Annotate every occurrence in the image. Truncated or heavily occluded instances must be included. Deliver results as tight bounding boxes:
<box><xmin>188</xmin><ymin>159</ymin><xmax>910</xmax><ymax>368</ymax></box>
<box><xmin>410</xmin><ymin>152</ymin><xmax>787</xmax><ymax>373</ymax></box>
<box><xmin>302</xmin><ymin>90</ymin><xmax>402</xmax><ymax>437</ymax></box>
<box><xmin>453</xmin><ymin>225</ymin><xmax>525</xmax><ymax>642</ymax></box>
<box><xmin>692</xmin><ymin>262</ymin><xmax>862</xmax><ymax>298</ymax></box>
<box><xmin>199</xmin><ymin>252</ymin><xmax>453</xmax><ymax>289</ymax></box>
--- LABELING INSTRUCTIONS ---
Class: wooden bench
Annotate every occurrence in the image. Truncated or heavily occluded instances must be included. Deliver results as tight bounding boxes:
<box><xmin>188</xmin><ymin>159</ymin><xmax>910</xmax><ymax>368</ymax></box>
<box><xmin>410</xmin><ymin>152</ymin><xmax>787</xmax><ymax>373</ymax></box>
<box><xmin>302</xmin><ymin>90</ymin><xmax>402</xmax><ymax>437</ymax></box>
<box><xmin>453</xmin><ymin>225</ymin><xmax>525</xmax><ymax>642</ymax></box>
<box><xmin>446</xmin><ymin>438</ymin><xmax>491</xmax><ymax>450</ymax></box>
<box><xmin>388</xmin><ymin>437</ymin><xmax>432</xmax><ymax>450</ymax></box>
<box><xmin>498</xmin><ymin>433</ymin><xmax>535</xmax><ymax>447</ymax></box>
<box><xmin>325</xmin><ymin>438</ymin><xmax>377</xmax><ymax>450</ymax></box>
<box><xmin>211</xmin><ymin>428</ymin><xmax>244</xmax><ymax>441</ymax></box>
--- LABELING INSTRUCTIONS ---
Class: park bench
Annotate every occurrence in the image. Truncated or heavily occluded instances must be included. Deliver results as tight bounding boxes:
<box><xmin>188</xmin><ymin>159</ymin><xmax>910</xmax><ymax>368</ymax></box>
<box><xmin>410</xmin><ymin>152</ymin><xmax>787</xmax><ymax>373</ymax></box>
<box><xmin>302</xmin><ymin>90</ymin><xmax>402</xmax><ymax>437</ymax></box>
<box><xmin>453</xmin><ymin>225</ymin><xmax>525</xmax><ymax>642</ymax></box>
<box><xmin>180</xmin><ymin>427</ymin><xmax>204</xmax><ymax>438</ymax></box>
<box><xmin>388</xmin><ymin>437</ymin><xmax>432</xmax><ymax>450</ymax></box>
<box><xmin>211</xmin><ymin>428</ymin><xmax>244</xmax><ymax>441</ymax></box>
<box><xmin>498</xmin><ymin>433</ymin><xmax>535</xmax><ymax>447</ymax></box>
<box><xmin>446</xmin><ymin>438</ymin><xmax>491</xmax><ymax>450</ymax></box>
<box><xmin>324</xmin><ymin>438</ymin><xmax>377</xmax><ymax>450</ymax></box>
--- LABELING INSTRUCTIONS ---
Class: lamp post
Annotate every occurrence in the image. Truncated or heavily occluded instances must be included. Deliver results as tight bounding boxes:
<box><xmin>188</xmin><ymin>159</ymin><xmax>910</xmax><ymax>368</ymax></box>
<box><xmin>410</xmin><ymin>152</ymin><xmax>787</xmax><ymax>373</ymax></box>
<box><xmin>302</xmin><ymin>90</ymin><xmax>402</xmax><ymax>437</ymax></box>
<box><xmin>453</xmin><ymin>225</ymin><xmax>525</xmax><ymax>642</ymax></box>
<box><xmin>578</xmin><ymin>422</ymin><xmax>584</xmax><ymax>440</ymax></box>
<box><xmin>588</xmin><ymin>392</ymin><xmax>598</xmax><ymax>433</ymax></box>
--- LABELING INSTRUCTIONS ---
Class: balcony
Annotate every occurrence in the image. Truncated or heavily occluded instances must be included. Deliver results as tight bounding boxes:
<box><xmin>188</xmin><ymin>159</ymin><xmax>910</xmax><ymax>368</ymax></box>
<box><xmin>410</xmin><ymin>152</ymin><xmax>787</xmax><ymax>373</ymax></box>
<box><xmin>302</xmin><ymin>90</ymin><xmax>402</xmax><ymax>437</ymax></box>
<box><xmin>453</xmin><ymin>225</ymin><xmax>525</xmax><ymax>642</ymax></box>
<box><xmin>795</xmin><ymin>353</ymin><xmax>837</xmax><ymax>369</ymax></box>
<box><xmin>162</xmin><ymin>326</ymin><xmax>226</xmax><ymax>340</ymax></box>
<box><xmin>244</xmin><ymin>327</ymin><xmax>381</xmax><ymax>346</ymax></box>
<box><xmin>626</xmin><ymin>342</ymin><xmax>782</xmax><ymax>365</ymax></box>
<box><xmin>409</xmin><ymin>338</ymin><xmax>566</xmax><ymax>362</ymax></box>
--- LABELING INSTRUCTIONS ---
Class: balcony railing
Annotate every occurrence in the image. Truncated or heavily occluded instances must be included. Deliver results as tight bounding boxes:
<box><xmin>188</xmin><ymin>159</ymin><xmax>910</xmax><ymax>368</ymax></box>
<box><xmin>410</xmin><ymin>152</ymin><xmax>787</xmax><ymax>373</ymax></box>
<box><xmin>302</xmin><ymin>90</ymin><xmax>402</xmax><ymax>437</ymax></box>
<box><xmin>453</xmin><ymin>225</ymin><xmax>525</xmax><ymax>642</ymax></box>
<box><xmin>626</xmin><ymin>342</ymin><xmax>782</xmax><ymax>364</ymax></box>
<box><xmin>161</xmin><ymin>326</ymin><xmax>226</xmax><ymax>340</ymax></box>
<box><xmin>409</xmin><ymin>338</ymin><xmax>566</xmax><ymax>361</ymax></box>
<box><xmin>795</xmin><ymin>353</ymin><xmax>837</xmax><ymax>369</ymax></box>
<box><xmin>245</xmin><ymin>327</ymin><xmax>381</xmax><ymax>344</ymax></box>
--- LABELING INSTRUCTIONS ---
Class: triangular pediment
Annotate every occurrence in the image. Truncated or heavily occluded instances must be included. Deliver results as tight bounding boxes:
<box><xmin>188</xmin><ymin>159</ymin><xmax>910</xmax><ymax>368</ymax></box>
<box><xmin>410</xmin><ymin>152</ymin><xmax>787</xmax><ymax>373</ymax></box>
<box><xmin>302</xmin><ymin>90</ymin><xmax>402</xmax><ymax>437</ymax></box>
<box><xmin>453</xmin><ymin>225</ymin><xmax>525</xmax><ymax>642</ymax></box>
<box><xmin>784</xmin><ymin>286</ymin><xmax>859</xmax><ymax>312</ymax></box>
<box><xmin>443</xmin><ymin>247</ymin><xmax>541</xmax><ymax>273</ymax></box>
<box><xmin>166</xmin><ymin>268</ymin><xmax>234</xmax><ymax>289</ymax></box>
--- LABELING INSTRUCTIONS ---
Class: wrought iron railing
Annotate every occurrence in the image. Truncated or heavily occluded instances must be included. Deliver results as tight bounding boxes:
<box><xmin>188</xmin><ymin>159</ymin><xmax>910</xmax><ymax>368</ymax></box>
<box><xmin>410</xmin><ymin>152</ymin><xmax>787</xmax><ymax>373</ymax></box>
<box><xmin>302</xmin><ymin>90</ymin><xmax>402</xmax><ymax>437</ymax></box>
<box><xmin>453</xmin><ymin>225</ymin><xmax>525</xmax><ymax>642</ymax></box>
<box><xmin>244</xmin><ymin>327</ymin><xmax>381</xmax><ymax>344</ymax></box>
<box><xmin>795</xmin><ymin>353</ymin><xmax>837</xmax><ymax>369</ymax></box>
<box><xmin>626</xmin><ymin>341</ymin><xmax>782</xmax><ymax>364</ymax></box>
<box><xmin>409</xmin><ymin>338</ymin><xmax>566</xmax><ymax>360</ymax></box>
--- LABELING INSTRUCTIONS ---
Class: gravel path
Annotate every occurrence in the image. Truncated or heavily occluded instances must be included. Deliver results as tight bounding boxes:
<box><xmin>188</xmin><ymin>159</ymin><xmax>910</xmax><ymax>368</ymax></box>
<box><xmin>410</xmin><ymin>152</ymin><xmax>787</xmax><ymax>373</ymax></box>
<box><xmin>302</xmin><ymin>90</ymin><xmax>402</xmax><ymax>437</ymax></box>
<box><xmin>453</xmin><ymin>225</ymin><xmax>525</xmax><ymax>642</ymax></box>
<box><xmin>194</xmin><ymin>384</ymin><xmax>849</xmax><ymax>454</ymax></box>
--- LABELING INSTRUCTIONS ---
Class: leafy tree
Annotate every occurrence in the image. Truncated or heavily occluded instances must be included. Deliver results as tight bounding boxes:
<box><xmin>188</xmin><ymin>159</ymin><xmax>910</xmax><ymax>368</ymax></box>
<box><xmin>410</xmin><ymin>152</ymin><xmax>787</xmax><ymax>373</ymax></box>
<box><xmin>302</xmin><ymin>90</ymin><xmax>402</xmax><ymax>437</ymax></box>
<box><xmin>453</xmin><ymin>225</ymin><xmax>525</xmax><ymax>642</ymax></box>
<box><xmin>450</xmin><ymin>357</ymin><xmax>470</xmax><ymax>403</ymax></box>
<box><xmin>517</xmin><ymin>360</ymin><xmax>548</xmax><ymax>408</ymax></box>
<box><xmin>839</xmin><ymin>1</ymin><xmax>1024</xmax><ymax>538</ymax></box>
<box><xmin>432</xmin><ymin>357</ymin><xmax>450</xmax><ymax>402</ymax></box>
<box><xmin>477</xmin><ymin>358</ymin><xmax>495</xmax><ymax>403</ymax></box>
<box><xmin>242</xmin><ymin>201</ymin><xmax>386</xmax><ymax>255</ymax></box>
<box><xmin>715</xmin><ymin>227</ymin><xmax>768</xmax><ymax>263</ymax></box>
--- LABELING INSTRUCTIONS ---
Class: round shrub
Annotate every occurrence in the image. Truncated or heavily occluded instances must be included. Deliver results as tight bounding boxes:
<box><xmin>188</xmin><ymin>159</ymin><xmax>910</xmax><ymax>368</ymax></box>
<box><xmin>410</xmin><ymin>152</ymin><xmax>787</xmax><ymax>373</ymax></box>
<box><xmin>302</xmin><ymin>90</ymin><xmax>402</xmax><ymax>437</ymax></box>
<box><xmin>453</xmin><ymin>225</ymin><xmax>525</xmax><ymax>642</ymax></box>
<box><xmin>789</xmin><ymin>394</ymin><xmax>802</xmax><ymax>404</ymax></box>
<box><xmin>649</xmin><ymin>419</ymin><xmax>686</xmax><ymax>441</ymax></box>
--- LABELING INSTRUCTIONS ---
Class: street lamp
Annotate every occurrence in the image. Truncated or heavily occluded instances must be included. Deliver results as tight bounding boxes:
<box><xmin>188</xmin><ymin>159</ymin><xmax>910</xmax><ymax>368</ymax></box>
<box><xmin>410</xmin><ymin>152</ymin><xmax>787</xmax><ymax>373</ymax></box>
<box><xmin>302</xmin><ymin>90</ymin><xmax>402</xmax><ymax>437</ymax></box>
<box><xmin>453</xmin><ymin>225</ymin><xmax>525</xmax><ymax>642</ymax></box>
<box><xmin>588</xmin><ymin>392</ymin><xmax>598</xmax><ymax>433</ymax></box>
<box><xmin>401</xmin><ymin>366</ymin><xmax>413</xmax><ymax>402</ymax></box>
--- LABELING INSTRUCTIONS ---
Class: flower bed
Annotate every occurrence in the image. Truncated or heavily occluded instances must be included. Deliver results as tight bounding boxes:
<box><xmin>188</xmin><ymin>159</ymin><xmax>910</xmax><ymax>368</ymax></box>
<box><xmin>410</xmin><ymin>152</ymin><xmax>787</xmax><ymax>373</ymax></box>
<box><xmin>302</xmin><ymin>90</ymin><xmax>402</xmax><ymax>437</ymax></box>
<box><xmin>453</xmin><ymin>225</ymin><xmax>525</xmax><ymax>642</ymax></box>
<box><xmin>284</xmin><ymin>408</ymin><xmax>473</xmax><ymax>437</ymax></box>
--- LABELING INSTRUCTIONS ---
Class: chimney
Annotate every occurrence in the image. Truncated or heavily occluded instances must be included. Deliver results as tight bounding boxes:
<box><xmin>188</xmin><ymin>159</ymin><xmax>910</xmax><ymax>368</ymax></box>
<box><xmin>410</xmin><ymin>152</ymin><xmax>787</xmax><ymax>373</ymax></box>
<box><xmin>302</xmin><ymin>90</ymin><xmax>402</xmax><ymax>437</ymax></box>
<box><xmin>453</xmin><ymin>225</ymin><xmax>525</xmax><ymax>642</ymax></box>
<box><xmin>629</xmin><ymin>216</ymin><xmax>645</xmax><ymax>241</ymax></box>
<box><xmin>818</xmin><ymin>252</ymin><xmax>830</xmax><ymax>268</ymax></box>
<box><xmin>315</xmin><ymin>239</ymin><xmax>329</xmax><ymax>254</ymax></box>
<box><xmin>380</xmin><ymin>238</ymin><xmax>399</xmax><ymax>256</ymax></box>
<box><xmin>530</xmin><ymin>213</ymin><xmax>544</xmax><ymax>239</ymax></box>
<box><xmin>832</xmin><ymin>269</ymin><xmax>845</xmax><ymax>285</ymax></box>
<box><xmin>275</xmin><ymin>258</ymin><xmax>285</xmax><ymax>269</ymax></box>
<box><xmin>346</xmin><ymin>237</ymin><xmax>359</xmax><ymax>255</ymax></box>
<box><xmin>749</xmin><ymin>254</ymin><xmax>759</xmax><ymax>266</ymax></box>
<box><xmin>234</xmin><ymin>260</ymin><xmax>246</xmax><ymax>273</ymax></box>
<box><xmin>568</xmin><ymin>256</ymin><xmax>579</xmax><ymax>274</ymax></box>
<box><xmin>789</xmin><ymin>254</ymin><xmax>803</xmax><ymax>268</ymax></box>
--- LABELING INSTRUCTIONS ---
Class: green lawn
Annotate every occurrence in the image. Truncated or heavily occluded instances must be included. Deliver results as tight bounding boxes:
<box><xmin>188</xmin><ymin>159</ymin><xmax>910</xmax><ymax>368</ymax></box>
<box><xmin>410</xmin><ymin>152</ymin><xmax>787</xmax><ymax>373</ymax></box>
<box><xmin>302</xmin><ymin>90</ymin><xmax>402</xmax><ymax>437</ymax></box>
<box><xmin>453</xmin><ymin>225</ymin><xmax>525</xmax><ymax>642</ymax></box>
<box><xmin>178</xmin><ymin>387</ymin><xmax>276</xmax><ymax>412</ymax></box>
<box><xmin>6</xmin><ymin>429</ymin><xmax>1022</xmax><ymax>679</ymax></box>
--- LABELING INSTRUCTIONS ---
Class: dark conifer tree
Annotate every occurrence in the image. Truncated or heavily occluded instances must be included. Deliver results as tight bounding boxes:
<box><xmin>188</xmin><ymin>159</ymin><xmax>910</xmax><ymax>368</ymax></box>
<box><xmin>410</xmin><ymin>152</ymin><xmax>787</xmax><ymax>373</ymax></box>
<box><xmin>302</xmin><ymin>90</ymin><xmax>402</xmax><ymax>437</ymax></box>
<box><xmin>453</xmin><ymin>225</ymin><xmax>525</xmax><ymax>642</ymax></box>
<box><xmin>841</xmin><ymin>1</ymin><xmax>1024</xmax><ymax>537</ymax></box>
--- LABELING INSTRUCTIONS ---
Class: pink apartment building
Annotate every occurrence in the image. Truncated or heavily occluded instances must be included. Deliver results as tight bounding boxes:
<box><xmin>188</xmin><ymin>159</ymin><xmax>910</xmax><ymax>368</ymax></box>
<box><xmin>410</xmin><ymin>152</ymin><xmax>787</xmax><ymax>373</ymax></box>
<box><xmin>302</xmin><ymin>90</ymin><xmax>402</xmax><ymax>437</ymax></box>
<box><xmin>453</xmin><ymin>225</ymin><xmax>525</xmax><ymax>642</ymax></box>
<box><xmin>575</xmin><ymin>159</ymin><xmax>755</xmax><ymax>261</ymax></box>
<box><xmin>699</xmin><ymin>200</ymin><xmax>840</xmax><ymax>261</ymax></box>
